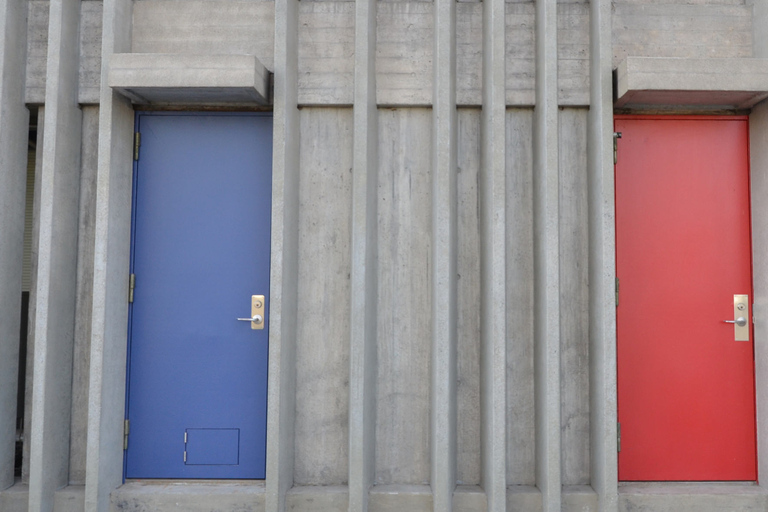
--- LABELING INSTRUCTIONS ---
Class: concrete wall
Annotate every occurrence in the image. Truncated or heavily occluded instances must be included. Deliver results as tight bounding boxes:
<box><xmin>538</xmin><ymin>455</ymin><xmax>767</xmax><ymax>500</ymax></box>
<box><xmin>1</xmin><ymin>0</ymin><xmax>767</xmax><ymax>511</ymax></box>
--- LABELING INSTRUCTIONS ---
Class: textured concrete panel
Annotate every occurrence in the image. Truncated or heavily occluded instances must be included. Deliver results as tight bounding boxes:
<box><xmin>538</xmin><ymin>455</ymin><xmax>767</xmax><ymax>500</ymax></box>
<box><xmin>294</xmin><ymin>108</ymin><xmax>352</xmax><ymax>486</ymax></box>
<box><xmin>557</xmin><ymin>4</ymin><xmax>589</xmax><ymax>105</ymax></box>
<box><xmin>68</xmin><ymin>106</ymin><xmax>99</xmax><ymax>486</ymax></box>
<box><xmin>79</xmin><ymin>1</ymin><xmax>102</xmax><ymax>104</ymax></box>
<box><xmin>377</xmin><ymin>3</ymin><xmax>433</xmax><ymax>106</ymax></box>
<box><xmin>454</xmin><ymin>485</ymin><xmax>486</xmax><ymax>512</ymax></box>
<box><xmin>506</xmin><ymin>485</ymin><xmax>542</xmax><ymax>512</ymax></box>
<box><xmin>375</xmin><ymin>109</ymin><xmax>432</xmax><ymax>485</ymax></box>
<box><xmin>612</xmin><ymin>4</ymin><xmax>752</xmax><ymax>69</ymax></box>
<box><xmin>132</xmin><ymin>1</ymin><xmax>275</xmax><ymax>70</ymax></box>
<box><xmin>505</xmin><ymin>4</ymin><xmax>535</xmax><ymax>106</ymax></box>
<box><xmin>54</xmin><ymin>485</ymin><xmax>85</xmax><ymax>512</ymax></box>
<box><xmin>456</xmin><ymin>108</ymin><xmax>481</xmax><ymax>486</ymax></box>
<box><xmin>0</xmin><ymin>482</ymin><xmax>29</xmax><ymax>512</ymax></box>
<box><xmin>563</xmin><ymin>484</ymin><xmax>597</xmax><ymax>512</ymax></box>
<box><xmin>558</xmin><ymin>108</ymin><xmax>589</xmax><ymax>486</ymax></box>
<box><xmin>298</xmin><ymin>2</ymin><xmax>353</xmax><ymax>105</ymax></box>
<box><xmin>110</xmin><ymin>482</ymin><xmax>266</xmax><ymax>512</ymax></box>
<box><xmin>505</xmin><ymin>108</ymin><xmax>535</xmax><ymax>486</ymax></box>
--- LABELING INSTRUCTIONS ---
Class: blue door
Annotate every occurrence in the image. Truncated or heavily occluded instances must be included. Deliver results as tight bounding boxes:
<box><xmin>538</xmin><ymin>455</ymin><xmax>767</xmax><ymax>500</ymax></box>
<box><xmin>125</xmin><ymin>112</ymin><xmax>272</xmax><ymax>479</ymax></box>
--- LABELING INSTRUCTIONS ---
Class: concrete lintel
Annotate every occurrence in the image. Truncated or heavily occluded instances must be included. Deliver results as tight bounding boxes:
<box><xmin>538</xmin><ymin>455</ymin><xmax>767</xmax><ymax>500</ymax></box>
<box><xmin>615</xmin><ymin>57</ymin><xmax>768</xmax><ymax>109</ymax></box>
<box><xmin>110</xmin><ymin>481</ymin><xmax>266</xmax><ymax>511</ymax></box>
<box><xmin>109</xmin><ymin>53</ymin><xmax>271</xmax><ymax>105</ymax></box>
<box><xmin>618</xmin><ymin>482</ymin><xmax>768</xmax><ymax>512</ymax></box>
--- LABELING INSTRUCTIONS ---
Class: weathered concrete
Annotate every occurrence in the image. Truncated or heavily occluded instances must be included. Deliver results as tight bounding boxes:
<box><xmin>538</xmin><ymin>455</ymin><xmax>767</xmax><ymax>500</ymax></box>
<box><xmin>505</xmin><ymin>108</ymin><xmax>535</xmax><ymax>487</ymax></box>
<box><xmin>506</xmin><ymin>485</ymin><xmax>541</xmax><ymax>512</ymax></box>
<box><xmin>27</xmin><ymin>0</ymin><xmax>83</xmax><ymax>508</ymax></box>
<box><xmin>615</xmin><ymin>57</ymin><xmax>768</xmax><ymax>109</ymax></box>
<box><xmin>532</xmin><ymin>0</ymin><xmax>561</xmax><ymax>509</ymax></box>
<box><xmin>54</xmin><ymin>485</ymin><xmax>85</xmax><ymax>512</ymax></box>
<box><xmin>84</xmin><ymin>0</ymin><xmax>134</xmax><ymax>509</ymax></box>
<box><xmin>587</xmin><ymin>0</ymin><xmax>618</xmax><ymax>510</ymax></box>
<box><xmin>375</xmin><ymin>108</ymin><xmax>432</xmax><ymax>486</ymax></box>
<box><xmin>369</xmin><ymin>484</ymin><xmax>432</xmax><ymax>512</ymax></box>
<box><xmin>612</xmin><ymin>3</ymin><xmax>752</xmax><ymax>69</ymax></box>
<box><xmin>348</xmin><ymin>0</ymin><xmax>378</xmax><ymax>506</ymax></box>
<box><xmin>0</xmin><ymin>482</ymin><xmax>29</xmax><ymax>512</ymax></box>
<box><xmin>559</xmin><ymin>108</ymin><xmax>589</xmax><ymax>486</ymax></box>
<box><xmin>294</xmin><ymin>108</ymin><xmax>352</xmax><ymax>485</ymax></box>
<box><xmin>108</xmin><ymin>53</ymin><xmax>271</xmax><ymax>105</ymax></box>
<box><xmin>456</xmin><ymin>108</ymin><xmax>481</xmax><ymax>487</ymax></box>
<box><xmin>68</xmin><ymin>106</ymin><xmax>99</xmax><ymax>487</ymax></box>
<box><xmin>431</xmin><ymin>0</ymin><xmax>458</xmax><ymax>507</ymax></box>
<box><xmin>110</xmin><ymin>481</ymin><xmax>266</xmax><ymax>512</ymax></box>
<box><xmin>286</xmin><ymin>486</ymin><xmax>347</xmax><ymax>512</ymax></box>
<box><xmin>480</xmin><ymin>0</ymin><xmax>506</xmax><ymax>510</ymax></box>
<box><xmin>454</xmin><ymin>485</ymin><xmax>485</xmax><ymax>512</ymax></box>
<box><xmin>563</xmin><ymin>485</ymin><xmax>597</xmax><ymax>512</ymax></box>
<box><xmin>618</xmin><ymin>483</ymin><xmax>768</xmax><ymax>512</ymax></box>
<box><xmin>0</xmin><ymin>0</ymin><xmax>29</xmax><ymax>492</ymax></box>
<box><xmin>750</xmin><ymin>99</ymin><xmax>768</xmax><ymax>496</ymax></box>
<box><xmin>265</xmin><ymin>0</ymin><xmax>300</xmax><ymax>509</ymax></box>
<box><xmin>25</xmin><ymin>1</ymin><xmax>103</xmax><ymax>105</ymax></box>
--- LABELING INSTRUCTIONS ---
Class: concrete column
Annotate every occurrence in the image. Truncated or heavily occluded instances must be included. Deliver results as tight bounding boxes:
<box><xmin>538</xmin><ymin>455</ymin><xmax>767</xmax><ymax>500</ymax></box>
<box><xmin>27</xmin><ymin>0</ymin><xmax>83</xmax><ymax>508</ymax></box>
<box><xmin>431</xmin><ymin>0</ymin><xmax>457</xmax><ymax>509</ymax></box>
<box><xmin>0</xmin><ymin>0</ymin><xmax>29</xmax><ymax>491</ymax></box>
<box><xmin>84</xmin><ymin>0</ymin><xmax>134</xmax><ymax>510</ymax></box>
<box><xmin>348</xmin><ymin>0</ymin><xmax>378</xmax><ymax>507</ymax></box>
<box><xmin>480</xmin><ymin>0</ymin><xmax>506</xmax><ymax>508</ymax></box>
<box><xmin>532</xmin><ymin>0</ymin><xmax>561</xmax><ymax>510</ymax></box>
<box><xmin>265</xmin><ymin>0</ymin><xmax>300</xmax><ymax>509</ymax></box>
<box><xmin>587</xmin><ymin>0</ymin><xmax>618</xmax><ymax>511</ymax></box>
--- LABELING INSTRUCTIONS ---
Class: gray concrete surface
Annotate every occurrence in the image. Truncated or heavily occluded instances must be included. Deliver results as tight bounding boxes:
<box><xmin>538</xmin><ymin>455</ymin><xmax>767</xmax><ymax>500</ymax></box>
<box><xmin>0</xmin><ymin>0</ymin><xmax>29</xmax><ymax>493</ymax></box>
<box><xmin>109</xmin><ymin>53</ymin><xmax>271</xmax><ymax>105</ymax></box>
<box><xmin>27</xmin><ymin>0</ymin><xmax>83</xmax><ymax>508</ymax></box>
<box><xmin>110</xmin><ymin>481</ymin><xmax>266</xmax><ymax>512</ymax></box>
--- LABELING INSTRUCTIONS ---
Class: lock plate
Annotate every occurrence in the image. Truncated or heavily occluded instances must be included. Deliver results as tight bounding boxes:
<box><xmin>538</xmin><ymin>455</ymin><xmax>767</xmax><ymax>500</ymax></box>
<box><xmin>251</xmin><ymin>295</ymin><xmax>265</xmax><ymax>330</ymax></box>
<box><xmin>733</xmin><ymin>294</ymin><xmax>749</xmax><ymax>342</ymax></box>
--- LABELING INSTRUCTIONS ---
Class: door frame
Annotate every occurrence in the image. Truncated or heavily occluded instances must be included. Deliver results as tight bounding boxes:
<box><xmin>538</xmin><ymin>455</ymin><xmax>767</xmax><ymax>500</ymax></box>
<box><xmin>613</xmin><ymin>114</ymin><xmax>757</xmax><ymax>481</ymax></box>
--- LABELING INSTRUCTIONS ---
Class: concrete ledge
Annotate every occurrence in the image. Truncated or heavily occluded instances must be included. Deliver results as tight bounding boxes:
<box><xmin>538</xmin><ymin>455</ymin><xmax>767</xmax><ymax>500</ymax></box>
<box><xmin>286</xmin><ymin>485</ymin><xmax>348</xmax><ymax>512</ymax></box>
<box><xmin>0</xmin><ymin>481</ymin><xmax>29</xmax><ymax>512</ymax></box>
<box><xmin>615</xmin><ymin>57</ymin><xmax>768</xmax><ymax>110</ymax></box>
<box><xmin>563</xmin><ymin>484</ymin><xmax>597</xmax><ymax>512</ymax></box>
<box><xmin>109</xmin><ymin>54</ymin><xmax>271</xmax><ymax>106</ymax></box>
<box><xmin>619</xmin><ymin>482</ymin><xmax>768</xmax><ymax>512</ymax></box>
<box><xmin>54</xmin><ymin>485</ymin><xmax>85</xmax><ymax>512</ymax></box>
<box><xmin>454</xmin><ymin>485</ymin><xmax>486</xmax><ymax>512</ymax></box>
<box><xmin>507</xmin><ymin>485</ymin><xmax>541</xmax><ymax>511</ymax></box>
<box><xmin>369</xmin><ymin>484</ymin><xmax>432</xmax><ymax>512</ymax></box>
<box><xmin>110</xmin><ymin>481</ymin><xmax>266</xmax><ymax>511</ymax></box>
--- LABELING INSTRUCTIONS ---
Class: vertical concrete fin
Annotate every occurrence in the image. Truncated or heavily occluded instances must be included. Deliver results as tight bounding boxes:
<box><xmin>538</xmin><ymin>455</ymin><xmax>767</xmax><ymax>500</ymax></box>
<box><xmin>587</xmin><ymin>0</ymin><xmax>618</xmax><ymax>510</ymax></box>
<box><xmin>266</xmin><ymin>0</ymin><xmax>300</xmax><ymax>509</ymax></box>
<box><xmin>480</xmin><ymin>0</ymin><xmax>506</xmax><ymax>508</ymax></box>
<box><xmin>0</xmin><ymin>0</ymin><xmax>29</xmax><ymax>492</ymax></box>
<box><xmin>431</xmin><ymin>0</ymin><xmax>458</xmax><ymax>509</ymax></box>
<box><xmin>84</xmin><ymin>0</ymin><xmax>134</xmax><ymax>510</ymax></box>
<box><xmin>348</xmin><ymin>0</ymin><xmax>378</xmax><ymax>508</ymax></box>
<box><xmin>28</xmin><ymin>0</ymin><xmax>83</xmax><ymax>508</ymax></box>
<box><xmin>533</xmin><ymin>0</ymin><xmax>561</xmax><ymax>510</ymax></box>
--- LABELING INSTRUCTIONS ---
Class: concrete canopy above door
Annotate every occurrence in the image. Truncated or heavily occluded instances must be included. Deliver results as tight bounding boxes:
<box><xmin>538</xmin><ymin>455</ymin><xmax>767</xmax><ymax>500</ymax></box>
<box><xmin>614</xmin><ymin>57</ymin><xmax>768</xmax><ymax>110</ymax></box>
<box><xmin>108</xmin><ymin>53</ymin><xmax>272</xmax><ymax>106</ymax></box>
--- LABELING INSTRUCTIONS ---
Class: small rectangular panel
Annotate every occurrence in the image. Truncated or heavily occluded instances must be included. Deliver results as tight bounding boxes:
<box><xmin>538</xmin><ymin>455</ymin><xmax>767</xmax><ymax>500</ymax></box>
<box><xmin>734</xmin><ymin>294</ymin><xmax>749</xmax><ymax>342</ymax></box>
<box><xmin>185</xmin><ymin>428</ymin><xmax>240</xmax><ymax>465</ymax></box>
<box><xmin>251</xmin><ymin>295</ymin><xmax>265</xmax><ymax>330</ymax></box>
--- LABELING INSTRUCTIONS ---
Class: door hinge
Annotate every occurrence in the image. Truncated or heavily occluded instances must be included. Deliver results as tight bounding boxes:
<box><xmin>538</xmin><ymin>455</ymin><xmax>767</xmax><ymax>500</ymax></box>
<box><xmin>128</xmin><ymin>273</ymin><xmax>135</xmax><ymax>303</ymax></box>
<box><xmin>183</xmin><ymin>431</ymin><xmax>188</xmax><ymax>463</ymax></box>
<box><xmin>123</xmin><ymin>419</ymin><xmax>130</xmax><ymax>450</ymax></box>
<box><xmin>617</xmin><ymin>422</ymin><xmax>621</xmax><ymax>452</ymax></box>
<box><xmin>613</xmin><ymin>132</ymin><xmax>622</xmax><ymax>165</ymax></box>
<box><xmin>615</xmin><ymin>277</ymin><xmax>619</xmax><ymax>307</ymax></box>
<box><xmin>133</xmin><ymin>132</ymin><xmax>141</xmax><ymax>161</ymax></box>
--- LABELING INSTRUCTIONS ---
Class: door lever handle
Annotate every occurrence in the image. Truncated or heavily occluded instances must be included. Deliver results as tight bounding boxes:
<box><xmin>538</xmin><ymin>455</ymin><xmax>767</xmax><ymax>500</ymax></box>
<box><xmin>237</xmin><ymin>315</ymin><xmax>264</xmax><ymax>325</ymax></box>
<box><xmin>723</xmin><ymin>317</ymin><xmax>747</xmax><ymax>327</ymax></box>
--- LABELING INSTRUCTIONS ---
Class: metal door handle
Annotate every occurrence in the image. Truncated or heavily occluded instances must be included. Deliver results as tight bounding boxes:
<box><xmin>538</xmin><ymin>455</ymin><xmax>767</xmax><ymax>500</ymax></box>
<box><xmin>723</xmin><ymin>317</ymin><xmax>747</xmax><ymax>327</ymax></box>
<box><xmin>237</xmin><ymin>315</ymin><xmax>263</xmax><ymax>324</ymax></box>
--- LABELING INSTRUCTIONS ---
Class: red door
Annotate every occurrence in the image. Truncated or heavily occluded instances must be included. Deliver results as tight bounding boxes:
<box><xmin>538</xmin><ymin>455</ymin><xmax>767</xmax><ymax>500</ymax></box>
<box><xmin>616</xmin><ymin>116</ymin><xmax>756</xmax><ymax>481</ymax></box>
